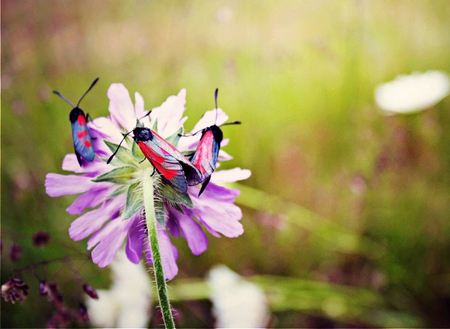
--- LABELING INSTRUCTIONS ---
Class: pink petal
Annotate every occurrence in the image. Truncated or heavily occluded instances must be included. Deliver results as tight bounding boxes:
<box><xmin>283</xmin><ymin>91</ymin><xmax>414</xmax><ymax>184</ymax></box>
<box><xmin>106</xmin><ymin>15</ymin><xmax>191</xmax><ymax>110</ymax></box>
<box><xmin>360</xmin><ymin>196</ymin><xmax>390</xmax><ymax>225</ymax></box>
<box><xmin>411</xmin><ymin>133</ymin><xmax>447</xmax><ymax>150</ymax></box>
<box><xmin>108</xmin><ymin>83</ymin><xmax>136</xmax><ymax>131</ymax></box>
<box><xmin>62</xmin><ymin>154</ymin><xmax>111</xmax><ymax>174</ymax></box>
<box><xmin>145</xmin><ymin>223</ymin><xmax>179</xmax><ymax>280</ymax></box>
<box><xmin>177</xmin><ymin>108</ymin><xmax>229</xmax><ymax>151</ymax></box>
<box><xmin>178</xmin><ymin>214</ymin><xmax>209</xmax><ymax>255</ymax></box>
<box><xmin>125</xmin><ymin>216</ymin><xmax>146</xmax><ymax>264</ymax></box>
<box><xmin>167</xmin><ymin>207</ymin><xmax>208</xmax><ymax>255</ymax></box>
<box><xmin>150</xmin><ymin>89</ymin><xmax>187</xmax><ymax>138</ymax></box>
<box><xmin>218</xmin><ymin>150</ymin><xmax>233</xmax><ymax>162</ymax></box>
<box><xmin>90</xmin><ymin>216</ymin><xmax>136</xmax><ymax>268</ymax></box>
<box><xmin>211</xmin><ymin>168</ymin><xmax>251</xmax><ymax>183</ymax></box>
<box><xmin>88</xmin><ymin>117</ymin><xmax>124</xmax><ymax>141</ymax></box>
<box><xmin>191</xmin><ymin>184</ymin><xmax>243</xmax><ymax>238</ymax></box>
<box><xmin>193</xmin><ymin>108</ymin><xmax>228</xmax><ymax>131</ymax></box>
<box><xmin>220</xmin><ymin>138</ymin><xmax>230</xmax><ymax>147</ymax></box>
<box><xmin>45</xmin><ymin>174</ymin><xmax>97</xmax><ymax>197</ymax></box>
<box><xmin>69</xmin><ymin>195</ymin><xmax>125</xmax><ymax>241</ymax></box>
<box><xmin>134</xmin><ymin>92</ymin><xmax>146</xmax><ymax>118</ymax></box>
<box><xmin>66</xmin><ymin>184</ymin><xmax>116</xmax><ymax>215</ymax></box>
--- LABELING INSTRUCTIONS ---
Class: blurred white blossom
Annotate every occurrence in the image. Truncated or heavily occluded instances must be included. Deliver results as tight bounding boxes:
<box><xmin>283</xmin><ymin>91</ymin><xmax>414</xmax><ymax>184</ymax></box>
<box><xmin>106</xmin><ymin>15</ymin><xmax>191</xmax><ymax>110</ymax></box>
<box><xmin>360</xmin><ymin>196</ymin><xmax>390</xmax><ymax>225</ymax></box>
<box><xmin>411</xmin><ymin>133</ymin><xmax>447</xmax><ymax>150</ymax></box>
<box><xmin>208</xmin><ymin>265</ymin><xmax>269</xmax><ymax>328</ymax></box>
<box><xmin>374</xmin><ymin>70</ymin><xmax>450</xmax><ymax>115</ymax></box>
<box><xmin>86</xmin><ymin>250</ymin><xmax>152</xmax><ymax>328</ymax></box>
<box><xmin>216</xmin><ymin>6</ymin><xmax>233</xmax><ymax>23</ymax></box>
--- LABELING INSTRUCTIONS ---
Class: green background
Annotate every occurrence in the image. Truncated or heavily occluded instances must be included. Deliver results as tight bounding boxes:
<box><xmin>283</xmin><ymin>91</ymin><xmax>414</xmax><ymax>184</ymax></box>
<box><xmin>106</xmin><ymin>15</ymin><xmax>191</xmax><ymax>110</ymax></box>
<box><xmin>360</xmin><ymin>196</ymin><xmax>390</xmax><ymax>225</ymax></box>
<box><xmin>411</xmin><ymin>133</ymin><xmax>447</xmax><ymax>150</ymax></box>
<box><xmin>2</xmin><ymin>0</ymin><xmax>450</xmax><ymax>327</ymax></box>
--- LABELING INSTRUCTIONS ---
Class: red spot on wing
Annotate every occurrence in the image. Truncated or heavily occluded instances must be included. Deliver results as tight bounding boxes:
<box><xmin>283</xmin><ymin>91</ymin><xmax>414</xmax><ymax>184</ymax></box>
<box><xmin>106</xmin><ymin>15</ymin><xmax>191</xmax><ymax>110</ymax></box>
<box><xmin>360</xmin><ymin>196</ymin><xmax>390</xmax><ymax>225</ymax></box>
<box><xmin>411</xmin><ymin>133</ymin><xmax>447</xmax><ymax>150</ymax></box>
<box><xmin>84</xmin><ymin>140</ymin><xmax>92</xmax><ymax>147</ymax></box>
<box><xmin>78</xmin><ymin>115</ymin><xmax>86</xmax><ymax>126</ymax></box>
<box><xmin>77</xmin><ymin>131</ymin><xmax>88</xmax><ymax>139</ymax></box>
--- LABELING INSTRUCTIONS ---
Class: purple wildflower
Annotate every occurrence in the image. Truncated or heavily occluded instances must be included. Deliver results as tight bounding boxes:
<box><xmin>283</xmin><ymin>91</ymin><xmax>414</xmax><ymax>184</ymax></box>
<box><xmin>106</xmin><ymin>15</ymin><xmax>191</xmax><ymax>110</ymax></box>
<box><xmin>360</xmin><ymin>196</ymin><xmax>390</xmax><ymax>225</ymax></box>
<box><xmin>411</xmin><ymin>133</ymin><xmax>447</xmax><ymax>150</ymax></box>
<box><xmin>9</xmin><ymin>242</ymin><xmax>22</xmax><ymax>262</ymax></box>
<box><xmin>1</xmin><ymin>278</ymin><xmax>29</xmax><ymax>304</ymax></box>
<box><xmin>45</xmin><ymin>84</ymin><xmax>250</xmax><ymax>280</ymax></box>
<box><xmin>32</xmin><ymin>231</ymin><xmax>51</xmax><ymax>247</ymax></box>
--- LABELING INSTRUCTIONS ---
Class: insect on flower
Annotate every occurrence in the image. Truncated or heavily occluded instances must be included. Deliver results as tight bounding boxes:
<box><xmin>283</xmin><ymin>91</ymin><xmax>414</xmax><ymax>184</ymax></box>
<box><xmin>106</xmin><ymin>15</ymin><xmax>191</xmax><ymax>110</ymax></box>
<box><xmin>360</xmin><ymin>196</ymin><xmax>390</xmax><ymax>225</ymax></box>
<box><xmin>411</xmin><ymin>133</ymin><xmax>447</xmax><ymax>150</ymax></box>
<box><xmin>107</xmin><ymin>112</ymin><xmax>203</xmax><ymax>194</ymax></box>
<box><xmin>46</xmin><ymin>85</ymin><xmax>250</xmax><ymax>280</ymax></box>
<box><xmin>184</xmin><ymin>89</ymin><xmax>240</xmax><ymax>196</ymax></box>
<box><xmin>53</xmin><ymin>78</ymin><xmax>99</xmax><ymax>166</ymax></box>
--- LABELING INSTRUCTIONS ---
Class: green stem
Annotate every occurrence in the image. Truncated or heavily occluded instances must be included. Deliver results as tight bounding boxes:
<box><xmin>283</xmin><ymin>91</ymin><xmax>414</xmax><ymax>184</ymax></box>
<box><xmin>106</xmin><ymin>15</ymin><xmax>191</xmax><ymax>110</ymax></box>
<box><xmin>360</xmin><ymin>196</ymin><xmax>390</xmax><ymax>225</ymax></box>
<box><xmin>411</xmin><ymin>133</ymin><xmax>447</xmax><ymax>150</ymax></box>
<box><xmin>143</xmin><ymin>169</ymin><xmax>176</xmax><ymax>329</ymax></box>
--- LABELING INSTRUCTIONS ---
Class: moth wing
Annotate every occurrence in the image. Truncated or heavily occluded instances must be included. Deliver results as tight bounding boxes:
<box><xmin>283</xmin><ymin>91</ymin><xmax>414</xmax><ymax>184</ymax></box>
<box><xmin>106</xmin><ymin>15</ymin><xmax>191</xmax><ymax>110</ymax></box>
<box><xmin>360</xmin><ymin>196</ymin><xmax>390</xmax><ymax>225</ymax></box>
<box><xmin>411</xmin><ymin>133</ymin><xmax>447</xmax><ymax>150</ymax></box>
<box><xmin>71</xmin><ymin>115</ymin><xmax>95</xmax><ymax>165</ymax></box>
<box><xmin>151</xmin><ymin>130</ymin><xmax>203</xmax><ymax>185</ymax></box>
<box><xmin>137</xmin><ymin>140</ymin><xmax>188</xmax><ymax>194</ymax></box>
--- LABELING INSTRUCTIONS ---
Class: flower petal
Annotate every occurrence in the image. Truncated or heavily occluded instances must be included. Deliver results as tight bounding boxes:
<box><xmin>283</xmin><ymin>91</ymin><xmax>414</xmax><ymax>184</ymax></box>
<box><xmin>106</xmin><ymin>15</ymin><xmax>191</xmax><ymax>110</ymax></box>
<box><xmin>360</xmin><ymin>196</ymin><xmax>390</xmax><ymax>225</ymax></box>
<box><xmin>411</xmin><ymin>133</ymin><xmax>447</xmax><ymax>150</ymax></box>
<box><xmin>145</xmin><ymin>223</ymin><xmax>179</xmax><ymax>280</ymax></box>
<box><xmin>211</xmin><ymin>168</ymin><xmax>251</xmax><ymax>183</ymax></box>
<box><xmin>193</xmin><ymin>108</ymin><xmax>228</xmax><ymax>131</ymax></box>
<box><xmin>191</xmin><ymin>184</ymin><xmax>243</xmax><ymax>238</ymax></box>
<box><xmin>134</xmin><ymin>92</ymin><xmax>146</xmax><ymax>118</ymax></box>
<box><xmin>45</xmin><ymin>173</ymin><xmax>97</xmax><ymax>197</ymax></box>
<box><xmin>150</xmin><ymin>89</ymin><xmax>187</xmax><ymax>138</ymax></box>
<box><xmin>177</xmin><ymin>108</ymin><xmax>229</xmax><ymax>151</ymax></box>
<box><xmin>167</xmin><ymin>207</ymin><xmax>208</xmax><ymax>255</ymax></box>
<box><xmin>108</xmin><ymin>83</ymin><xmax>136</xmax><ymax>131</ymax></box>
<box><xmin>89</xmin><ymin>214</ymin><xmax>139</xmax><ymax>268</ymax></box>
<box><xmin>62</xmin><ymin>154</ymin><xmax>109</xmax><ymax>175</ymax></box>
<box><xmin>69</xmin><ymin>195</ymin><xmax>125</xmax><ymax>241</ymax></box>
<box><xmin>125</xmin><ymin>216</ymin><xmax>146</xmax><ymax>264</ymax></box>
<box><xmin>66</xmin><ymin>184</ymin><xmax>116</xmax><ymax>215</ymax></box>
<box><xmin>375</xmin><ymin>71</ymin><xmax>450</xmax><ymax>114</ymax></box>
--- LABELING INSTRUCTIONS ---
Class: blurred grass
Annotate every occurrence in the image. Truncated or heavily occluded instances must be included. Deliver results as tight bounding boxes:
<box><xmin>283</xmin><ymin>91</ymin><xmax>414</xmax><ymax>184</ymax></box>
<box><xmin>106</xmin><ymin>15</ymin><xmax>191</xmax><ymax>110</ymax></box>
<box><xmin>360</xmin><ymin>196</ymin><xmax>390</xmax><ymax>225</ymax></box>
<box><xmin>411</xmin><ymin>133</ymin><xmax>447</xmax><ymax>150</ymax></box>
<box><xmin>2</xmin><ymin>0</ymin><xmax>450</xmax><ymax>327</ymax></box>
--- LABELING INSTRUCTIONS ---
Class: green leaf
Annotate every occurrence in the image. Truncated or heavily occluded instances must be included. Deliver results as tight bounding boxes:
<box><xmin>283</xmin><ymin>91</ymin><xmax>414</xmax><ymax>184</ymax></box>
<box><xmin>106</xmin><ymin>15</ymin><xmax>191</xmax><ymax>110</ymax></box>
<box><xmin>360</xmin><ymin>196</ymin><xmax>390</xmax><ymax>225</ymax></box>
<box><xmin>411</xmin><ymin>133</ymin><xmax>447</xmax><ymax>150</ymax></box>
<box><xmin>171</xmin><ymin>203</ymin><xmax>185</xmax><ymax>214</ymax></box>
<box><xmin>108</xmin><ymin>185</ymin><xmax>128</xmax><ymax>198</ymax></box>
<box><xmin>165</xmin><ymin>127</ymin><xmax>183</xmax><ymax>147</ymax></box>
<box><xmin>131</xmin><ymin>139</ymin><xmax>145</xmax><ymax>161</ymax></box>
<box><xmin>92</xmin><ymin>166</ymin><xmax>135</xmax><ymax>184</ymax></box>
<box><xmin>160</xmin><ymin>183</ymin><xmax>194</xmax><ymax>208</ymax></box>
<box><xmin>123</xmin><ymin>182</ymin><xmax>143</xmax><ymax>220</ymax></box>
<box><xmin>104</xmin><ymin>140</ymin><xmax>136</xmax><ymax>165</ymax></box>
<box><xmin>154</xmin><ymin>200</ymin><xmax>166</xmax><ymax>226</ymax></box>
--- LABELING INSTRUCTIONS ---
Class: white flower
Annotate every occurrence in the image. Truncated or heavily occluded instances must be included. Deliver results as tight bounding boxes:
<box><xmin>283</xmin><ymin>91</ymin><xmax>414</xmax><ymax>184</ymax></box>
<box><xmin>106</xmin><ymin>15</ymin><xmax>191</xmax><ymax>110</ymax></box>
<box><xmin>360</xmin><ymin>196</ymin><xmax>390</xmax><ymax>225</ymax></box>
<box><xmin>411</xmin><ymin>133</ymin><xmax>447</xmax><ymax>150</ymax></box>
<box><xmin>207</xmin><ymin>265</ymin><xmax>269</xmax><ymax>328</ymax></box>
<box><xmin>374</xmin><ymin>70</ymin><xmax>450</xmax><ymax>115</ymax></box>
<box><xmin>86</xmin><ymin>250</ymin><xmax>152</xmax><ymax>328</ymax></box>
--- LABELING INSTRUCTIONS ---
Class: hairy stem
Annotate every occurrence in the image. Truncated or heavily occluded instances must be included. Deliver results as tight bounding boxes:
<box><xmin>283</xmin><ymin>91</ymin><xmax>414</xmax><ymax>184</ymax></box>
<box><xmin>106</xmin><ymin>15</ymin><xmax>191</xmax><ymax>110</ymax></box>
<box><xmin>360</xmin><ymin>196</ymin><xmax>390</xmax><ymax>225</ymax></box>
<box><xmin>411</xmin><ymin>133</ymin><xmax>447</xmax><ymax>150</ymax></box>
<box><xmin>143</xmin><ymin>170</ymin><xmax>175</xmax><ymax>329</ymax></box>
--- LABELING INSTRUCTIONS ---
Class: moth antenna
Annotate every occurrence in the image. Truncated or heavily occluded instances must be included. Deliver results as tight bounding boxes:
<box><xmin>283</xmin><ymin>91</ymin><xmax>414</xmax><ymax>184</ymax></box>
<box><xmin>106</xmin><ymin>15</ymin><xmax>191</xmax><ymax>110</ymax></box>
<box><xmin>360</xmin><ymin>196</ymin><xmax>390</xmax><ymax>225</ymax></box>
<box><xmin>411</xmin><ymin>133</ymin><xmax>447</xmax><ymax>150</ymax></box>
<box><xmin>107</xmin><ymin>130</ymin><xmax>132</xmax><ymax>164</ymax></box>
<box><xmin>138</xmin><ymin>111</ymin><xmax>152</xmax><ymax>122</ymax></box>
<box><xmin>214</xmin><ymin>88</ymin><xmax>219</xmax><ymax>124</ymax></box>
<box><xmin>221</xmin><ymin>120</ymin><xmax>241</xmax><ymax>127</ymax></box>
<box><xmin>179</xmin><ymin>130</ymin><xmax>202</xmax><ymax>137</ymax></box>
<box><xmin>53</xmin><ymin>91</ymin><xmax>75</xmax><ymax>108</ymax></box>
<box><xmin>76</xmin><ymin>77</ymin><xmax>99</xmax><ymax>107</ymax></box>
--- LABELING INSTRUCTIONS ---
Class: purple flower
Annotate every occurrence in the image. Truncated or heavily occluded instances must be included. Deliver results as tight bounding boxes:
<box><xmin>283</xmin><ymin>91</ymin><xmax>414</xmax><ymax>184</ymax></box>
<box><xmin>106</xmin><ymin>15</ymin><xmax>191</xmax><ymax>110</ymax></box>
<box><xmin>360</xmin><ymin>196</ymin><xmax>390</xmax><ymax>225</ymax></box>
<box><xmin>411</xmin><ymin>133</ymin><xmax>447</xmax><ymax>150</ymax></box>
<box><xmin>1</xmin><ymin>278</ymin><xmax>29</xmax><ymax>304</ymax></box>
<box><xmin>45</xmin><ymin>84</ymin><xmax>250</xmax><ymax>280</ymax></box>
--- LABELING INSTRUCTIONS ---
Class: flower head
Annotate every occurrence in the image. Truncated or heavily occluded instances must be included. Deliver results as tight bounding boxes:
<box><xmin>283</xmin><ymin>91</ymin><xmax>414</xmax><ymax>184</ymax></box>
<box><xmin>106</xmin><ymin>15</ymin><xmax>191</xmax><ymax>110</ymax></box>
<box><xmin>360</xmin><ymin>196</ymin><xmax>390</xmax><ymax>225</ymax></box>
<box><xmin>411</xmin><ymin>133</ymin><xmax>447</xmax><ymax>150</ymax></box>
<box><xmin>45</xmin><ymin>84</ymin><xmax>250</xmax><ymax>280</ymax></box>
<box><xmin>374</xmin><ymin>70</ymin><xmax>450</xmax><ymax>115</ymax></box>
<box><xmin>1</xmin><ymin>278</ymin><xmax>29</xmax><ymax>304</ymax></box>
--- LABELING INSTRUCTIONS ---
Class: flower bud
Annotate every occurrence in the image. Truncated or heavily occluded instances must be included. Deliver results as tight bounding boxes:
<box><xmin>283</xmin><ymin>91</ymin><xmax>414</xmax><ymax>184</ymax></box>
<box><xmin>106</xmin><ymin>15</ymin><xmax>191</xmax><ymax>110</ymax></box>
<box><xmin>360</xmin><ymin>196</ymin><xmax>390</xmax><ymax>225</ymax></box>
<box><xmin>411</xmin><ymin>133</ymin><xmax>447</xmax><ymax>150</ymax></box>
<box><xmin>32</xmin><ymin>231</ymin><xmax>51</xmax><ymax>247</ymax></box>
<box><xmin>9</xmin><ymin>242</ymin><xmax>22</xmax><ymax>262</ymax></box>
<box><xmin>1</xmin><ymin>278</ymin><xmax>29</xmax><ymax>304</ymax></box>
<box><xmin>82</xmin><ymin>283</ymin><xmax>98</xmax><ymax>300</ymax></box>
<box><xmin>39</xmin><ymin>281</ymin><xmax>49</xmax><ymax>296</ymax></box>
